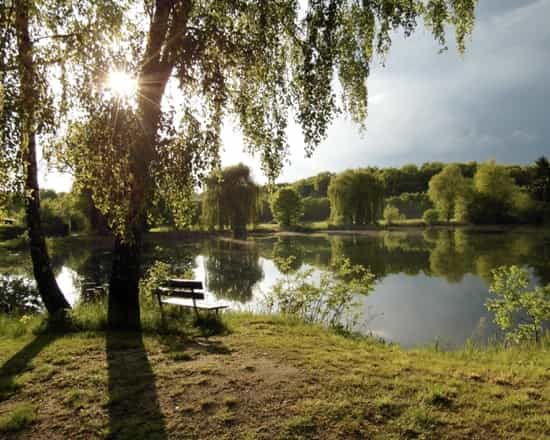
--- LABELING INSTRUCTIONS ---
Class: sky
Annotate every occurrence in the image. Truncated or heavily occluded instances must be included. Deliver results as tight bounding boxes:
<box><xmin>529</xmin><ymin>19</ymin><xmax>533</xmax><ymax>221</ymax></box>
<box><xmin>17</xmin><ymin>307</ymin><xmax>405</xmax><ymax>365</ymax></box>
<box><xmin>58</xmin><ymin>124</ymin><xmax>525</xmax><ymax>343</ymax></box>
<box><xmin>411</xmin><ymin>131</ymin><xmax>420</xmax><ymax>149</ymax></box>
<box><xmin>40</xmin><ymin>0</ymin><xmax>550</xmax><ymax>191</ymax></box>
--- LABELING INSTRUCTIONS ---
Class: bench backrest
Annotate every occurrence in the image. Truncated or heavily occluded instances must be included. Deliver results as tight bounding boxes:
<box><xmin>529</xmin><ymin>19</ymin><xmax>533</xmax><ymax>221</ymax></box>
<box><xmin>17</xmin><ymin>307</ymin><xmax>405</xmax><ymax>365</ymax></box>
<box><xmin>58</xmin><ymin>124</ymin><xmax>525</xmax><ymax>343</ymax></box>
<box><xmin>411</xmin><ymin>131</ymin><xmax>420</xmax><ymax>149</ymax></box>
<box><xmin>156</xmin><ymin>278</ymin><xmax>205</xmax><ymax>300</ymax></box>
<box><xmin>165</xmin><ymin>279</ymin><xmax>203</xmax><ymax>290</ymax></box>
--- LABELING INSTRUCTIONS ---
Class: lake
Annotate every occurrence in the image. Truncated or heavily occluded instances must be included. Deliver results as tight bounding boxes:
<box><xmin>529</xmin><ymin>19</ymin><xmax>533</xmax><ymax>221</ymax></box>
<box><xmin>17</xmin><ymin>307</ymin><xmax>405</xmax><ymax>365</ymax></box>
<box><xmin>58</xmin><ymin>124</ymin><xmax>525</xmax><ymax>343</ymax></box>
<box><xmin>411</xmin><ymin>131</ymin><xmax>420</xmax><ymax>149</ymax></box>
<box><xmin>1</xmin><ymin>228</ymin><xmax>549</xmax><ymax>347</ymax></box>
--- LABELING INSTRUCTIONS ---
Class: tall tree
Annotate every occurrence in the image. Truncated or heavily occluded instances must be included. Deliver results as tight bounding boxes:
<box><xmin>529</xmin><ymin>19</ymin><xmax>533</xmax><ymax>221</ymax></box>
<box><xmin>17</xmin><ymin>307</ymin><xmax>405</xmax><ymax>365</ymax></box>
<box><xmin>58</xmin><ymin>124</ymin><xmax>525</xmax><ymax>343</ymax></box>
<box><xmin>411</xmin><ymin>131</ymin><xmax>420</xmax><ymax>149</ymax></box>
<box><xmin>202</xmin><ymin>163</ymin><xmax>259</xmax><ymax>239</ymax></box>
<box><xmin>468</xmin><ymin>160</ymin><xmax>523</xmax><ymax>224</ymax></box>
<box><xmin>473</xmin><ymin>160</ymin><xmax>518</xmax><ymax>202</ymax></box>
<box><xmin>0</xmin><ymin>1</ymin><xmax>122</xmax><ymax>314</ymax></box>
<box><xmin>427</xmin><ymin>164</ymin><xmax>469</xmax><ymax>222</ymax></box>
<box><xmin>63</xmin><ymin>0</ymin><xmax>477</xmax><ymax>329</ymax></box>
<box><xmin>271</xmin><ymin>187</ymin><xmax>303</xmax><ymax>228</ymax></box>
<box><xmin>328</xmin><ymin>169</ymin><xmax>384</xmax><ymax>225</ymax></box>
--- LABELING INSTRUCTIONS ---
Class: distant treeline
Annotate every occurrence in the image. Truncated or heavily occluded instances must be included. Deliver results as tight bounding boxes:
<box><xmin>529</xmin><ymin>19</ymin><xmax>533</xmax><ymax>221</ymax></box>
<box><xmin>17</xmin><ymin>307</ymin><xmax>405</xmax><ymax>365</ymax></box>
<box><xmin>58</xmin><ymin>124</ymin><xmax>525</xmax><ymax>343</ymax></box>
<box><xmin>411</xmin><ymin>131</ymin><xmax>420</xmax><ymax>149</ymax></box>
<box><xmin>256</xmin><ymin>157</ymin><xmax>550</xmax><ymax>225</ymax></box>
<box><xmin>1</xmin><ymin>158</ymin><xmax>549</xmax><ymax>238</ymax></box>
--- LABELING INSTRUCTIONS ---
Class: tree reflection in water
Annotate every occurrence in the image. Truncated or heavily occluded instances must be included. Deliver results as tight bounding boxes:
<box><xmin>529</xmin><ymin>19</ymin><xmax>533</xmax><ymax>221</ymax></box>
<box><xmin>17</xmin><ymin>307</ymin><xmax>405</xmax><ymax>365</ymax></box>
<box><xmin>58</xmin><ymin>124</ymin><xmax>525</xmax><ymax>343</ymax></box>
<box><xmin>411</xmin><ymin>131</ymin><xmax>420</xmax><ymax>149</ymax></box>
<box><xmin>1</xmin><ymin>229</ymin><xmax>549</xmax><ymax>325</ymax></box>
<box><xmin>205</xmin><ymin>239</ymin><xmax>263</xmax><ymax>302</ymax></box>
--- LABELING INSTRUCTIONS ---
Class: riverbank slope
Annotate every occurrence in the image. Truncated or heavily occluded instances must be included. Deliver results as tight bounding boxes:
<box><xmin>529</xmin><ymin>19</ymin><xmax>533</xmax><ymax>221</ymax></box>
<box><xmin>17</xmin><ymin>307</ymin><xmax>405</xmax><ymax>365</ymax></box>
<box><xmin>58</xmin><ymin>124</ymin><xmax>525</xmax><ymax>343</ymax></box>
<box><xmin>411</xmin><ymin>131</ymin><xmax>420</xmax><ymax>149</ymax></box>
<box><xmin>0</xmin><ymin>314</ymin><xmax>548</xmax><ymax>439</ymax></box>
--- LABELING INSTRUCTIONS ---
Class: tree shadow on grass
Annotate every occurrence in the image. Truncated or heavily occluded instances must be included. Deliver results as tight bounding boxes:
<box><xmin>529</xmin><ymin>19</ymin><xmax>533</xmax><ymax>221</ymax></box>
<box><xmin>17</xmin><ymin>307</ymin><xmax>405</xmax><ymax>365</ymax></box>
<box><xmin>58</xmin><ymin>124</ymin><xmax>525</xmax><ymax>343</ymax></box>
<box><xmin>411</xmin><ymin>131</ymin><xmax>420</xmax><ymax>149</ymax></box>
<box><xmin>0</xmin><ymin>335</ymin><xmax>55</xmax><ymax>401</ymax></box>
<box><xmin>106</xmin><ymin>332</ymin><xmax>167</xmax><ymax>440</ymax></box>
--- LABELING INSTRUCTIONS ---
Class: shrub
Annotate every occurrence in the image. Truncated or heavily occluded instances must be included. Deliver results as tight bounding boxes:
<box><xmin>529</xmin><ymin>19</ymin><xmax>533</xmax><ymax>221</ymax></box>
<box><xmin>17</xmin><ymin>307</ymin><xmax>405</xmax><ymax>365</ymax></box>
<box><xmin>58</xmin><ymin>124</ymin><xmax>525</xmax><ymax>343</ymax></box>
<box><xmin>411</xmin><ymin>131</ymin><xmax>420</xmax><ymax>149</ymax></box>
<box><xmin>487</xmin><ymin>265</ymin><xmax>550</xmax><ymax>343</ymax></box>
<box><xmin>384</xmin><ymin>192</ymin><xmax>432</xmax><ymax>219</ymax></box>
<box><xmin>383</xmin><ymin>205</ymin><xmax>403</xmax><ymax>225</ymax></box>
<box><xmin>422</xmin><ymin>209</ymin><xmax>440</xmax><ymax>225</ymax></box>
<box><xmin>266</xmin><ymin>257</ymin><xmax>375</xmax><ymax>331</ymax></box>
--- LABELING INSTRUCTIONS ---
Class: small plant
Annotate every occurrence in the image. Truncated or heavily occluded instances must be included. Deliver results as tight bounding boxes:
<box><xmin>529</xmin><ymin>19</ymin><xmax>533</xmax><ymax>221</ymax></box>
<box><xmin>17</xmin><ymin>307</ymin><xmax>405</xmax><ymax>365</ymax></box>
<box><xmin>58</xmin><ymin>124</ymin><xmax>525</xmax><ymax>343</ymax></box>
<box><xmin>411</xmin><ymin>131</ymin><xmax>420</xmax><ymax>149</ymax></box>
<box><xmin>139</xmin><ymin>261</ymin><xmax>172</xmax><ymax>306</ymax></box>
<box><xmin>423</xmin><ymin>208</ymin><xmax>440</xmax><ymax>226</ymax></box>
<box><xmin>267</xmin><ymin>257</ymin><xmax>375</xmax><ymax>331</ymax></box>
<box><xmin>487</xmin><ymin>265</ymin><xmax>550</xmax><ymax>343</ymax></box>
<box><xmin>0</xmin><ymin>404</ymin><xmax>36</xmax><ymax>433</ymax></box>
<box><xmin>383</xmin><ymin>205</ymin><xmax>404</xmax><ymax>225</ymax></box>
<box><xmin>192</xmin><ymin>313</ymin><xmax>227</xmax><ymax>336</ymax></box>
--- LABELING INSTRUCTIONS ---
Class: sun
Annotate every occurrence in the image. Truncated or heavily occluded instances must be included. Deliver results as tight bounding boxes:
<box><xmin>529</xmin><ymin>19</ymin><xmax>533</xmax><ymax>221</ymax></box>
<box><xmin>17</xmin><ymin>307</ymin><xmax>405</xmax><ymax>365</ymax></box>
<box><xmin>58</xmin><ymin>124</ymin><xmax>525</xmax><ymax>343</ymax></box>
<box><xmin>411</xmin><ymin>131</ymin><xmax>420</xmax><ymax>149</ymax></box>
<box><xmin>107</xmin><ymin>71</ymin><xmax>137</xmax><ymax>97</ymax></box>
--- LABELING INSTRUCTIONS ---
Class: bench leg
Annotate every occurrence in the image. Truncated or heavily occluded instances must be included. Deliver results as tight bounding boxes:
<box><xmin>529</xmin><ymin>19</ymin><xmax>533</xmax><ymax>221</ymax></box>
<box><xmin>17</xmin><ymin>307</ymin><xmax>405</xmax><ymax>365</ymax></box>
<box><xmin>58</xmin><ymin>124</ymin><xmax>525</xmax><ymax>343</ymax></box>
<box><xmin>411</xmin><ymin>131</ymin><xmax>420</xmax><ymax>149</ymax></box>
<box><xmin>157</xmin><ymin>293</ymin><xmax>166</xmax><ymax>329</ymax></box>
<box><xmin>192</xmin><ymin>297</ymin><xmax>200</xmax><ymax>319</ymax></box>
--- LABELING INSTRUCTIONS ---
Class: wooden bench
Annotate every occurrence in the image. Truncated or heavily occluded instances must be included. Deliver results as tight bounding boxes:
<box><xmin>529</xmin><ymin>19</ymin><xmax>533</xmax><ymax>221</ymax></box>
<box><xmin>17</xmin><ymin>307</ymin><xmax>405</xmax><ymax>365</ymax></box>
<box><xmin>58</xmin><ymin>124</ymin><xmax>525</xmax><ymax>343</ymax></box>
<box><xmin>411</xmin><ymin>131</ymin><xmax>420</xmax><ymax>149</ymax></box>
<box><xmin>155</xmin><ymin>279</ymin><xmax>228</xmax><ymax>317</ymax></box>
<box><xmin>80</xmin><ymin>282</ymin><xmax>107</xmax><ymax>303</ymax></box>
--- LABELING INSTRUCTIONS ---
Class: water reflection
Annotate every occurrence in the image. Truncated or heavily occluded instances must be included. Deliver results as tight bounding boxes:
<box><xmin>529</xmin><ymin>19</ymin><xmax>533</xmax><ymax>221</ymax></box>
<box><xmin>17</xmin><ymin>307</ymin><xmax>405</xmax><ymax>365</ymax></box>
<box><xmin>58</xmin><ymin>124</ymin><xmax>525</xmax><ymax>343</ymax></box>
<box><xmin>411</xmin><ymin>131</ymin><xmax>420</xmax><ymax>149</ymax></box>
<box><xmin>1</xmin><ymin>228</ymin><xmax>548</xmax><ymax>346</ymax></box>
<box><xmin>204</xmin><ymin>239</ymin><xmax>263</xmax><ymax>302</ymax></box>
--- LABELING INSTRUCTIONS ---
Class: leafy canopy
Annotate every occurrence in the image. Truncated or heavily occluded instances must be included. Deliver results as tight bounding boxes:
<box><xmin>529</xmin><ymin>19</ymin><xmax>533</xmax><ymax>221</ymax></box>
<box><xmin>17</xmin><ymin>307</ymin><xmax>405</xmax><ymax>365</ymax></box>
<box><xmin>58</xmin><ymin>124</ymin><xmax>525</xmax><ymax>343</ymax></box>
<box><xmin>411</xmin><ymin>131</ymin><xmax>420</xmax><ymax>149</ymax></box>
<box><xmin>271</xmin><ymin>187</ymin><xmax>303</xmax><ymax>228</ymax></box>
<box><xmin>474</xmin><ymin>161</ymin><xmax>518</xmax><ymax>203</ymax></box>
<box><xmin>201</xmin><ymin>163</ymin><xmax>259</xmax><ymax>236</ymax></box>
<box><xmin>328</xmin><ymin>169</ymin><xmax>384</xmax><ymax>225</ymax></box>
<box><xmin>427</xmin><ymin>164</ymin><xmax>469</xmax><ymax>222</ymax></box>
<box><xmin>0</xmin><ymin>0</ymin><xmax>125</xmax><ymax>197</ymax></box>
<box><xmin>54</xmin><ymin>0</ymin><xmax>476</xmax><ymax>239</ymax></box>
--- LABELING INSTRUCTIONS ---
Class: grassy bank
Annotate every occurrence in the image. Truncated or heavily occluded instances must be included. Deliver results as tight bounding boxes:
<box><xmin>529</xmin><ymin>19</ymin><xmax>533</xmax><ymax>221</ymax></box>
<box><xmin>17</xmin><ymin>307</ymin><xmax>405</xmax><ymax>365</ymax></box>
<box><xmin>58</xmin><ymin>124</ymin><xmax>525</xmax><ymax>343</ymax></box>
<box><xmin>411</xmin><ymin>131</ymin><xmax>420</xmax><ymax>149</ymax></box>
<box><xmin>0</xmin><ymin>312</ymin><xmax>548</xmax><ymax>439</ymax></box>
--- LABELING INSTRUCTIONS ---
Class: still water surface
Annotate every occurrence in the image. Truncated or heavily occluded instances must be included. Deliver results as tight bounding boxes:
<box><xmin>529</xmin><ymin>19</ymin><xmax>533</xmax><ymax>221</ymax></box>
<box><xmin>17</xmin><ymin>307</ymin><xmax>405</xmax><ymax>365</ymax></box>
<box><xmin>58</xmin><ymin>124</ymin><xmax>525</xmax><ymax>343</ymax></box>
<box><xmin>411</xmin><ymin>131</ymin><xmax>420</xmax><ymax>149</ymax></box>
<box><xmin>2</xmin><ymin>229</ymin><xmax>549</xmax><ymax>347</ymax></box>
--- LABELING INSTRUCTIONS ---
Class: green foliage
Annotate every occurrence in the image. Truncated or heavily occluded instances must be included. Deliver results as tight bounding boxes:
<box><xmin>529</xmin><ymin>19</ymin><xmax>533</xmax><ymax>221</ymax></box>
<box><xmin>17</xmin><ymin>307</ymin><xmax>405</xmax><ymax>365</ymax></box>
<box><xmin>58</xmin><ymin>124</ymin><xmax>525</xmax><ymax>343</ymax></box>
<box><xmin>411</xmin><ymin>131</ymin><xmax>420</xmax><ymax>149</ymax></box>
<box><xmin>270</xmin><ymin>187</ymin><xmax>303</xmax><ymax>228</ymax></box>
<box><xmin>531</xmin><ymin>156</ymin><xmax>550</xmax><ymax>202</ymax></box>
<box><xmin>380</xmin><ymin>163</ymin><xmax>450</xmax><ymax>196</ymax></box>
<box><xmin>314</xmin><ymin>172</ymin><xmax>333</xmax><ymax>197</ymax></box>
<box><xmin>267</xmin><ymin>257</ymin><xmax>375</xmax><ymax>331</ymax></box>
<box><xmin>383</xmin><ymin>205</ymin><xmax>404</xmax><ymax>225</ymax></box>
<box><xmin>427</xmin><ymin>164</ymin><xmax>470</xmax><ymax>222</ymax></box>
<box><xmin>138</xmin><ymin>261</ymin><xmax>172</xmax><ymax>308</ymax></box>
<box><xmin>423</xmin><ymin>209</ymin><xmax>440</xmax><ymax>225</ymax></box>
<box><xmin>328</xmin><ymin>169</ymin><xmax>384</xmax><ymax>225</ymax></box>
<box><xmin>302</xmin><ymin>196</ymin><xmax>330</xmax><ymax>222</ymax></box>
<box><xmin>0</xmin><ymin>314</ymin><xmax>43</xmax><ymax>338</ymax></box>
<box><xmin>0</xmin><ymin>0</ymin><xmax>125</xmax><ymax>198</ymax></box>
<box><xmin>202</xmin><ymin>164</ymin><xmax>259</xmax><ymax>238</ymax></box>
<box><xmin>385</xmin><ymin>192</ymin><xmax>433</xmax><ymax>219</ymax></box>
<box><xmin>469</xmin><ymin>161</ymin><xmax>527</xmax><ymax>224</ymax></box>
<box><xmin>487</xmin><ymin>266</ymin><xmax>550</xmax><ymax>343</ymax></box>
<box><xmin>291</xmin><ymin>172</ymin><xmax>333</xmax><ymax>198</ymax></box>
<box><xmin>474</xmin><ymin>161</ymin><xmax>518</xmax><ymax>202</ymax></box>
<box><xmin>256</xmin><ymin>188</ymin><xmax>274</xmax><ymax>223</ymax></box>
<box><xmin>0</xmin><ymin>276</ymin><xmax>41</xmax><ymax>315</ymax></box>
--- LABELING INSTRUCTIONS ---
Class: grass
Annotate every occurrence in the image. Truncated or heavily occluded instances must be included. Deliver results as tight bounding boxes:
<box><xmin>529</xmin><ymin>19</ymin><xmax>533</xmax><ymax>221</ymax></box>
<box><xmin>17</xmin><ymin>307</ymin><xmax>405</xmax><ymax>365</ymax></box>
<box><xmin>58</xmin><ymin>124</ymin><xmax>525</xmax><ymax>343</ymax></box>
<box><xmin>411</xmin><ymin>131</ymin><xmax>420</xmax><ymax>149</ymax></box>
<box><xmin>0</xmin><ymin>311</ymin><xmax>549</xmax><ymax>439</ymax></box>
<box><xmin>0</xmin><ymin>403</ymin><xmax>36</xmax><ymax>433</ymax></box>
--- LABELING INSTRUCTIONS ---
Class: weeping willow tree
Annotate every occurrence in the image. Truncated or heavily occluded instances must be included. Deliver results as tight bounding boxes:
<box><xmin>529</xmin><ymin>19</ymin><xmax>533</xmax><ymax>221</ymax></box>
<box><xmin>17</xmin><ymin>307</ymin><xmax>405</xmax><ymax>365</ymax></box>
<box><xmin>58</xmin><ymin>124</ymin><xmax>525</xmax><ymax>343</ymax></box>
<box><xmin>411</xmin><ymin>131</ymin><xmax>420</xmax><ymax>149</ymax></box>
<box><xmin>58</xmin><ymin>0</ymin><xmax>476</xmax><ymax>329</ymax></box>
<box><xmin>0</xmin><ymin>0</ymin><xmax>123</xmax><ymax>314</ymax></box>
<box><xmin>328</xmin><ymin>169</ymin><xmax>385</xmax><ymax>225</ymax></box>
<box><xmin>202</xmin><ymin>164</ymin><xmax>259</xmax><ymax>239</ymax></box>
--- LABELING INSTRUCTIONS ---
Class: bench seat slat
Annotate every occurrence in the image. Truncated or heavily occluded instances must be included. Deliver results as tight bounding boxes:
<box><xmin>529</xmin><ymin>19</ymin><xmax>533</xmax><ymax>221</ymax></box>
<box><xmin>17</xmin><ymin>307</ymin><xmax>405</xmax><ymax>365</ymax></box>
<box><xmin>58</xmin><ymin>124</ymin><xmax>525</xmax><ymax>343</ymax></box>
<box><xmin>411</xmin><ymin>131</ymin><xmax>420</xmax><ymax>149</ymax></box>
<box><xmin>160</xmin><ymin>297</ymin><xmax>228</xmax><ymax>310</ymax></box>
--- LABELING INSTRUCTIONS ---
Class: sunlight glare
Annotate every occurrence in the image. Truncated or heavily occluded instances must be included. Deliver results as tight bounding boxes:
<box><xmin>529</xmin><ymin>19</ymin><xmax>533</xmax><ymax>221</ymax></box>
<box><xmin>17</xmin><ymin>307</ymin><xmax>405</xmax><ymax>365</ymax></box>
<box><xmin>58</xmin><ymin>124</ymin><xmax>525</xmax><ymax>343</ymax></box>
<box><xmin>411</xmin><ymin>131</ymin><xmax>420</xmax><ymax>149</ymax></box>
<box><xmin>107</xmin><ymin>71</ymin><xmax>137</xmax><ymax>97</ymax></box>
